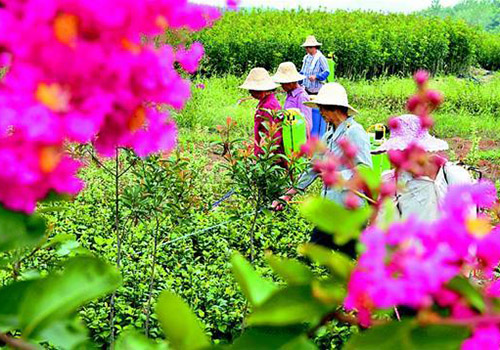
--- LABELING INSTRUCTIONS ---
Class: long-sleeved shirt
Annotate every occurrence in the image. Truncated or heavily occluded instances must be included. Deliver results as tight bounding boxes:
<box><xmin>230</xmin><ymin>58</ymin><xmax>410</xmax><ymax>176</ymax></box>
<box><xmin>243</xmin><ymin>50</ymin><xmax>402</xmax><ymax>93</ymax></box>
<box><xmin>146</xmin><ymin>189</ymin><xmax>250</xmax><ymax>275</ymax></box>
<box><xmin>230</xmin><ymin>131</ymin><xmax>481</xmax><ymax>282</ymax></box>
<box><xmin>254</xmin><ymin>93</ymin><xmax>282</xmax><ymax>156</ymax></box>
<box><xmin>300</xmin><ymin>50</ymin><xmax>330</xmax><ymax>94</ymax></box>
<box><xmin>284</xmin><ymin>86</ymin><xmax>312</xmax><ymax>137</ymax></box>
<box><xmin>297</xmin><ymin>117</ymin><xmax>372</xmax><ymax>206</ymax></box>
<box><xmin>382</xmin><ymin>163</ymin><xmax>474</xmax><ymax>222</ymax></box>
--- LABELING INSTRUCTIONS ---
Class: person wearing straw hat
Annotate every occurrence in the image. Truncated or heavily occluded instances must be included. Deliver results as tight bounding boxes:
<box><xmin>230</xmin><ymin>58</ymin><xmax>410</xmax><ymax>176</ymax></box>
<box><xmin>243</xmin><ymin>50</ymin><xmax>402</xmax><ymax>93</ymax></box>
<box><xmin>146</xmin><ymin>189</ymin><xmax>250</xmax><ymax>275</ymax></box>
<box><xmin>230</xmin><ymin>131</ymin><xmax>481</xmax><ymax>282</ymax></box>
<box><xmin>273</xmin><ymin>83</ymin><xmax>372</xmax><ymax>256</ymax></box>
<box><xmin>300</xmin><ymin>35</ymin><xmax>330</xmax><ymax>139</ymax></box>
<box><xmin>240</xmin><ymin>67</ymin><xmax>283</xmax><ymax>156</ymax></box>
<box><xmin>300</xmin><ymin>35</ymin><xmax>330</xmax><ymax>95</ymax></box>
<box><xmin>374</xmin><ymin>114</ymin><xmax>473</xmax><ymax>222</ymax></box>
<box><xmin>272</xmin><ymin>62</ymin><xmax>313</xmax><ymax>137</ymax></box>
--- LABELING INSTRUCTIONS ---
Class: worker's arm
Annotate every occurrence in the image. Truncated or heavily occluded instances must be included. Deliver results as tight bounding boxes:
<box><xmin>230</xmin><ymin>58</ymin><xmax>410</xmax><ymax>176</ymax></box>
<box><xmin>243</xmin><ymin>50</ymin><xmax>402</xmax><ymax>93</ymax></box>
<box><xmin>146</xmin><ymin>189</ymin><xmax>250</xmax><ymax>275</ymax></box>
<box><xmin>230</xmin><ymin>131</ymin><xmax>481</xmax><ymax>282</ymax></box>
<box><xmin>315</xmin><ymin>55</ymin><xmax>330</xmax><ymax>81</ymax></box>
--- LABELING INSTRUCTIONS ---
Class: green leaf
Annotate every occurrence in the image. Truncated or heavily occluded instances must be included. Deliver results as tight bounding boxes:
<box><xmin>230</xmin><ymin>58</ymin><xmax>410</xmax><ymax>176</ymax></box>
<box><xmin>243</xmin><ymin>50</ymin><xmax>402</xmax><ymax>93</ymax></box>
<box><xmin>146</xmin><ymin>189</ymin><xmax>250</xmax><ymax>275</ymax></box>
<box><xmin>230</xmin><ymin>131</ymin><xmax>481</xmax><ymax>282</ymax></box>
<box><xmin>300</xmin><ymin>197</ymin><xmax>371</xmax><ymax>245</ymax></box>
<box><xmin>115</xmin><ymin>330</ymin><xmax>167</xmax><ymax>350</ymax></box>
<box><xmin>447</xmin><ymin>276</ymin><xmax>485</xmax><ymax>312</ymax></box>
<box><xmin>345</xmin><ymin>321</ymin><xmax>469</xmax><ymax>350</ymax></box>
<box><xmin>231</xmin><ymin>253</ymin><xmax>277</xmax><ymax>306</ymax></box>
<box><xmin>0</xmin><ymin>206</ymin><xmax>47</xmax><ymax>252</ymax></box>
<box><xmin>222</xmin><ymin>326</ymin><xmax>309</xmax><ymax>350</ymax></box>
<box><xmin>247</xmin><ymin>286</ymin><xmax>330</xmax><ymax>326</ymax></box>
<box><xmin>358</xmin><ymin>166</ymin><xmax>381</xmax><ymax>194</ymax></box>
<box><xmin>0</xmin><ymin>280</ymin><xmax>37</xmax><ymax>331</ymax></box>
<box><xmin>299</xmin><ymin>244</ymin><xmax>354</xmax><ymax>280</ymax></box>
<box><xmin>19</xmin><ymin>257</ymin><xmax>121</xmax><ymax>337</ymax></box>
<box><xmin>282</xmin><ymin>336</ymin><xmax>318</xmax><ymax>350</ymax></box>
<box><xmin>38</xmin><ymin>317</ymin><xmax>88</xmax><ymax>350</ymax></box>
<box><xmin>265</xmin><ymin>254</ymin><xmax>314</xmax><ymax>285</ymax></box>
<box><xmin>410</xmin><ymin>324</ymin><xmax>470</xmax><ymax>349</ymax></box>
<box><xmin>156</xmin><ymin>290</ymin><xmax>210</xmax><ymax>350</ymax></box>
<box><xmin>43</xmin><ymin>234</ymin><xmax>74</xmax><ymax>249</ymax></box>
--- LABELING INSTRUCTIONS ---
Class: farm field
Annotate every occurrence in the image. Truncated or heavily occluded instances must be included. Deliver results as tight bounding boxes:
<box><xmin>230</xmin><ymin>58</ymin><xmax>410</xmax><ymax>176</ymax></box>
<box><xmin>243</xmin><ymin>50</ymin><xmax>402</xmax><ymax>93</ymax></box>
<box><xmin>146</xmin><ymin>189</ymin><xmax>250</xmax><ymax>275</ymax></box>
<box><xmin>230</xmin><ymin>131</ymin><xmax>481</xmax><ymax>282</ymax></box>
<box><xmin>2</xmin><ymin>2</ymin><xmax>500</xmax><ymax>350</ymax></box>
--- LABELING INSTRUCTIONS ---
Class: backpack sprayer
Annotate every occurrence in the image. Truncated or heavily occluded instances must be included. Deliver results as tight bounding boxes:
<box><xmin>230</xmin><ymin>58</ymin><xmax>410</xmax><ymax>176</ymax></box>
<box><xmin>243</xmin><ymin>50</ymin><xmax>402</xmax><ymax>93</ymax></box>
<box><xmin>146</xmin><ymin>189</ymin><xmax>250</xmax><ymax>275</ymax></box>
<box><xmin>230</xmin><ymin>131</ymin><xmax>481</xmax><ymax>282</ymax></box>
<box><xmin>280</xmin><ymin>109</ymin><xmax>307</xmax><ymax>157</ymax></box>
<box><xmin>367</xmin><ymin>123</ymin><xmax>391</xmax><ymax>178</ymax></box>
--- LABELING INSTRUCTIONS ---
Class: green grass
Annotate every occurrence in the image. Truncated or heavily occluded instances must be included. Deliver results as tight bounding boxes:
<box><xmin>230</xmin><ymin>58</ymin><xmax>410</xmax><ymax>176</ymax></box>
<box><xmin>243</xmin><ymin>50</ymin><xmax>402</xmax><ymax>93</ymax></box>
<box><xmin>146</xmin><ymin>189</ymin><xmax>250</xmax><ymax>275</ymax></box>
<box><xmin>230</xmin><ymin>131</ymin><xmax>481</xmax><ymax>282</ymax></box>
<box><xmin>178</xmin><ymin>73</ymin><xmax>500</xmax><ymax>141</ymax></box>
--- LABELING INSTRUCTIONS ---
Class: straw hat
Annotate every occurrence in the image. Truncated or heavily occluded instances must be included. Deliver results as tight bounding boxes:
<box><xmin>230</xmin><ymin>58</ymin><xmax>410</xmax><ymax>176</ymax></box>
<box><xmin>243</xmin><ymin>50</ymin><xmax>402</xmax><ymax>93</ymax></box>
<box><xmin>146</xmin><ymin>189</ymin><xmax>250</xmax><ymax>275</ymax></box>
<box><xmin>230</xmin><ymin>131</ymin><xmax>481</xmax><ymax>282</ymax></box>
<box><xmin>302</xmin><ymin>35</ymin><xmax>322</xmax><ymax>47</ymax></box>
<box><xmin>272</xmin><ymin>62</ymin><xmax>306</xmax><ymax>84</ymax></box>
<box><xmin>239</xmin><ymin>68</ymin><xmax>279</xmax><ymax>91</ymax></box>
<box><xmin>375</xmin><ymin>114</ymin><xmax>449</xmax><ymax>153</ymax></box>
<box><xmin>303</xmin><ymin>83</ymin><xmax>358</xmax><ymax>116</ymax></box>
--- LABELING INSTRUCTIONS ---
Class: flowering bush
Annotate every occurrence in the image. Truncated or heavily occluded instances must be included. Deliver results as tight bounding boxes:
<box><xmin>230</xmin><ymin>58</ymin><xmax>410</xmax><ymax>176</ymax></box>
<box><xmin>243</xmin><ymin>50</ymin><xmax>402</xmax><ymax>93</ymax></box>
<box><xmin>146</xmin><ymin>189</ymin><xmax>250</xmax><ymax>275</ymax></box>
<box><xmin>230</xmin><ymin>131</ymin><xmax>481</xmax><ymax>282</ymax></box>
<box><xmin>0</xmin><ymin>0</ymin><xmax>220</xmax><ymax>213</ymax></box>
<box><xmin>0</xmin><ymin>1</ymin><xmax>226</xmax><ymax>348</ymax></box>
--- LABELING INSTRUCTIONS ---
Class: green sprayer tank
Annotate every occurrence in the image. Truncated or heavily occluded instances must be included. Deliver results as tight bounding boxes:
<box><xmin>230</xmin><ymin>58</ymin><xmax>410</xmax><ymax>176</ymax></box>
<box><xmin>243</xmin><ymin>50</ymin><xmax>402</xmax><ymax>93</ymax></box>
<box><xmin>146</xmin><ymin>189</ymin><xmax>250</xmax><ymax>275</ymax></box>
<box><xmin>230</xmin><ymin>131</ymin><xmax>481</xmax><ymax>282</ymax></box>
<box><xmin>281</xmin><ymin>109</ymin><xmax>307</xmax><ymax>157</ymax></box>
<box><xmin>368</xmin><ymin>124</ymin><xmax>391</xmax><ymax>179</ymax></box>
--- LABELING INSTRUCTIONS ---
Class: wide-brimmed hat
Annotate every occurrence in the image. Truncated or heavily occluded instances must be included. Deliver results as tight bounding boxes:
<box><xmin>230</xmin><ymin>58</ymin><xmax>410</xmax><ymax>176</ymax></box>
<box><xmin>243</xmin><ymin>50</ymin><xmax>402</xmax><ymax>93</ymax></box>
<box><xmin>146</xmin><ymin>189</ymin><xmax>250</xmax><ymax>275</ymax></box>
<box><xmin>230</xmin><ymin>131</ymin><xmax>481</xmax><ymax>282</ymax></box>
<box><xmin>303</xmin><ymin>83</ymin><xmax>358</xmax><ymax>116</ymax></box>
<box><xmin>272</xmin><ymin>62</ymin><xmax>306</xmax><ymax>84</ymax></box>
<box><xmin>375</xmin><ymin>114</ymin><xmax>449</xmax><ymax>153</ymax></box>
<box><xmin>302</xmin><ymin>35</ymin><xmax>322</xmax><ymax>47</ymax></box>
<box><xmin>239</xmin><ymin>68</ymin><xmax>279</xmax><ymax>91</ymax></box>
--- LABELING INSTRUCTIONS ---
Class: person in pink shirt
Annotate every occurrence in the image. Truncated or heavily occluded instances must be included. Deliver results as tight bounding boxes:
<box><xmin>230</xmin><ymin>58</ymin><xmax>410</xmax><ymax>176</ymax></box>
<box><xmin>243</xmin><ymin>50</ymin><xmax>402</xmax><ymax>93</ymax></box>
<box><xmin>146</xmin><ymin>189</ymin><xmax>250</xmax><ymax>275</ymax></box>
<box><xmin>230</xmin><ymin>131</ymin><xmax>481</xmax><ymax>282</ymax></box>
<box><xmin>272</xmin><ymin>62</ymin><xmax>313</xmax><ymax>137</ymax></box>
<box><xmin>240</xmin><ymin>68</ymin><xmax>283</xmax><ymax>156</ymax></box>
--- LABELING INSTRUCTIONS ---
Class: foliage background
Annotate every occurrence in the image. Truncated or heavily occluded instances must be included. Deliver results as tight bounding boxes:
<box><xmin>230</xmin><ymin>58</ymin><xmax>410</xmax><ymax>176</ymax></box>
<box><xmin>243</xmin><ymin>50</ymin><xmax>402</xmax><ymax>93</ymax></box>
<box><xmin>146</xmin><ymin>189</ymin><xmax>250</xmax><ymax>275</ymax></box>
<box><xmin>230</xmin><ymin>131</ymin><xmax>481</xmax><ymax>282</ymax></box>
<box><xmin>193</xmin><ymin>8</ymin><xmax>500</xmax><ymax>77</ymax></box>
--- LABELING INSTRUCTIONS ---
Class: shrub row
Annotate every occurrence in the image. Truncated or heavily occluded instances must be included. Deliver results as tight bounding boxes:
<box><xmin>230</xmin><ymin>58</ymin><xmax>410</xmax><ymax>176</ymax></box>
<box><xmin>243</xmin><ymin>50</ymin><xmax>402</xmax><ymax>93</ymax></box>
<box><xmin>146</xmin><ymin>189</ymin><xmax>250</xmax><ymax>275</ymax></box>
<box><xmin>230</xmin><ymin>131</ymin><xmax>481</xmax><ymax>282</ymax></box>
<box><xmin>194</xmin><ymin>9</ymin><xmax>500</xmax><ymax>78</ymax></box>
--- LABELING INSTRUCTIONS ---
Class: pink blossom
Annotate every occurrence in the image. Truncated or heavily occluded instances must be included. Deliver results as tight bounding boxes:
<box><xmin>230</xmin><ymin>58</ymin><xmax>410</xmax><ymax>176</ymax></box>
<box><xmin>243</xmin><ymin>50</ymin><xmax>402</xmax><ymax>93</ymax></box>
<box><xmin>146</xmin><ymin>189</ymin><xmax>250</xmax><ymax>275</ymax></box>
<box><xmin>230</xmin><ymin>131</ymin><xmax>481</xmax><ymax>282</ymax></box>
<box><xmin>426</xmin><ymin>89</ymin><xmax>444</xmax><ymax>106</ymax></box>
<box><xmin>338</xmin><ymin>137</ymin><xmax>358</xmax><ymax>159</ymax></box>
<box><xmin>176</xmin><ymin>42</ymin><xmax>205</xmax><ymax>74</ymax></box>
<box><xmin>0</xmin><ymin>0</ymin><xmax>220</xmax><ymax>212</ymax></box>
<box><xmin>388</xmin><ymin>116</ymin><xmax>400</xmax><ymax>131</ymax></box>
<box><xmin>414</xmin><ymin>70</ymin><xmax>429</xmax><ymax>86</ymax></box>
<box><xmin>406</xmin><ymin>95</ymin><xmax>421</xmax><ymax>113</ymax></box>
<box><xmin>345</xmin><ymin>182</ymin><xmax>500</xmax><ymax>325</ymax></box>
<box><xmin>462</xmin><ymin>325</ymin><xmax>500</xmax><ymax>350</ymax></box>
<box><xmin>227</xmin><ymin>0</ymin><xmax>240</xmax><ymax>10</ymax></box>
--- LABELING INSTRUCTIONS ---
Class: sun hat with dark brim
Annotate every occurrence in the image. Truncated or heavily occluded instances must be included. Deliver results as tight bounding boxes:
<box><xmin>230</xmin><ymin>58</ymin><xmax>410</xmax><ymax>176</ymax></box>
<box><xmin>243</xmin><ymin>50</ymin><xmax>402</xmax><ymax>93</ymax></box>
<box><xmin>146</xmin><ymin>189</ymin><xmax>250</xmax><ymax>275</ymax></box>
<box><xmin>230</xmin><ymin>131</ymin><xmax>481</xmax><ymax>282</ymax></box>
<box><xmin>272</xmin><ymin>62</ymin><xmax>306</xmax><ymax>84</ymax></box>
<box><xmin>239</xmin><ymin>67</ymin><xmax>279</xmax><ymax>91</ymax></box>
<box><xmin>302</xmin><ymin>35</ymin><xmax>322</xmax><ymax>47</ymax></box>
<box><xmin>303</xmin><ymin>83</ymin><xmax>358</xmax><ymax>116</ymax></box>
<box><xmin>374</xmin><ymin>114</ymin><xmax>449</xmax><ymax>154</ymax></box>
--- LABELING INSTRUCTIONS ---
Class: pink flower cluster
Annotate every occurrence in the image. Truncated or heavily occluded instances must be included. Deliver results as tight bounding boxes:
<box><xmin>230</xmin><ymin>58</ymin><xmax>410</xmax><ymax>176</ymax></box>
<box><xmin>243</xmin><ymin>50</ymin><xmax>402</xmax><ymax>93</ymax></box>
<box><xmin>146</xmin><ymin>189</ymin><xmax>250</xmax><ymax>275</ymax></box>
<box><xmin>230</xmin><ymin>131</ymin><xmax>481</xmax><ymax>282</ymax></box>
<box><xmin>0</xmin><ymin>0</ymin><xmax>221</xmax><ymax>212</ymax></box>
<box><xmin>345</xmin><ymin>181</ymin><xmax>500</xmax><ymax>348</ymax></box>
<box><xmin>406</xmin><ymin>70</ymin><xmax>443</xmax><ymax>129</ymax></box>
<box><xmin>386</xmin><ymin>71</ymin><xmax>445</xmax><ymax>178</ymax></box>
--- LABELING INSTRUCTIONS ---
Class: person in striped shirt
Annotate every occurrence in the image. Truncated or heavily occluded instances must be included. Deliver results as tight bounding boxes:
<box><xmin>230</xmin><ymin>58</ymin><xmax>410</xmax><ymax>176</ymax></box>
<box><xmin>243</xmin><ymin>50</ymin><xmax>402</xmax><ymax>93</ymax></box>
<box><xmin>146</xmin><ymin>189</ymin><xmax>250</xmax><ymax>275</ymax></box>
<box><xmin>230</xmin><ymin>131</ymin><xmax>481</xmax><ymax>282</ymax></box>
<box><xmin>299</xmin><ymin>35</ymin><xmax>330</xmax><ymax>95</ymax></box>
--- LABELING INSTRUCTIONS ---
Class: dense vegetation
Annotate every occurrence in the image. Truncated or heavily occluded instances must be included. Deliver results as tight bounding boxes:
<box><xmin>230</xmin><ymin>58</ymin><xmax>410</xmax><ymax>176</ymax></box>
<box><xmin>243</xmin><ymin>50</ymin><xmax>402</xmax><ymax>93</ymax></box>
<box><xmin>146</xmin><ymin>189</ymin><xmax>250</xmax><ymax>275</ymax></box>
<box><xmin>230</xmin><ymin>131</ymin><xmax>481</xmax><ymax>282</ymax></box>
<box><xmin>194</xmin><ymin>9</ymin><xmax>500</xmax><ymax>77</ymax></box>
<box><xmin>421</xmin><ymin>0</ymin><xmax>500</xmax><ymax>33</ymax></box>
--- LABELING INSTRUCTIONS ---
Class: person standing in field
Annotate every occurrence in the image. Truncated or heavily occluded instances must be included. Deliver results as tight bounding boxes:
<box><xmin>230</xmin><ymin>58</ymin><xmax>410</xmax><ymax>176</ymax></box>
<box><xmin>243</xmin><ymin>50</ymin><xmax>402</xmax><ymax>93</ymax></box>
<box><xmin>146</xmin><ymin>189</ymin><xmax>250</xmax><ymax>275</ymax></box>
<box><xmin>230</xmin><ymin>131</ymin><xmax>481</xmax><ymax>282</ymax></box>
<box><xmin>300</xmin><ymin>35</ymin><xmax>330</xmax><ymax>138</ymax></box>
<box><xmin>273</xmin><ymin>83</ymin><xmax>372</xmax><ymax>257</ymax></box>
<box><xmin>240</xmin><ymin>67</ymin><xmax>283</xmax><ymax>156</ymax></box>
<box><xmin>272</xmin><ymin>62</ymin><xmax>313</xmax><ymax>137</ymax></box>
<box><xmin>374</xmin><ymin>114</ymin><xmax>474</xmax><ymax>222</ymax></box>
<box><xmin>300</xmin><ymin>35</ymin><xmax>330</xmax><ymax>95</ymax></box>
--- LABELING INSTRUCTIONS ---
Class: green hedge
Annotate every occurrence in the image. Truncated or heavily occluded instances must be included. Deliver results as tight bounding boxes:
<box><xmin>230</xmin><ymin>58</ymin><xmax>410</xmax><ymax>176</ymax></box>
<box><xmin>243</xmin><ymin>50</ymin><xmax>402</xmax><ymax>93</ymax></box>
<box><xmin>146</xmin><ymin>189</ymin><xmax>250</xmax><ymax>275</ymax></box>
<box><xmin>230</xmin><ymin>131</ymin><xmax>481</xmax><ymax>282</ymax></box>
<box><xmin>195</xmin><ymin>9</ymin><xmax>500</xmax><ymax>78</ymax></box>
<box><xmin>477</xmin><ymin>31</ymin><xmax>500</xmax><ymax>70</ymax></box>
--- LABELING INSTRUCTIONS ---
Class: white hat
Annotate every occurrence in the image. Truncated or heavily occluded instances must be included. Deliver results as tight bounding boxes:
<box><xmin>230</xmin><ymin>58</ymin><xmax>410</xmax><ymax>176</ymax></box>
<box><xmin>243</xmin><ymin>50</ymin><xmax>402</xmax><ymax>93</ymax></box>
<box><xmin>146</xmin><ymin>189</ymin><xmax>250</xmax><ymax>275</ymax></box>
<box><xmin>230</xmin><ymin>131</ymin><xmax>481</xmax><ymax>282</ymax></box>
<box><xmin>239</xmin><ymin>68</ymin><xmax>279</xmax><ymax>91</ymax></box>
<box><xmin>375</xmin><ymin>114</ymin><xmax>449</xmax><ymax>153</ymax></box>
<box><xmin>302</xmin><ymin>35</ymin><xmax>322</xmax><ymax>47</ymax></box>
<box><xmin>272</xmin><ymin>62</ymin><xmax>306</xmax><ymax>84</ymax></box>
<box><xmin>303</xmin><ymin>83</ymin><xmax>358</xmax><ymax>116</ymax></box>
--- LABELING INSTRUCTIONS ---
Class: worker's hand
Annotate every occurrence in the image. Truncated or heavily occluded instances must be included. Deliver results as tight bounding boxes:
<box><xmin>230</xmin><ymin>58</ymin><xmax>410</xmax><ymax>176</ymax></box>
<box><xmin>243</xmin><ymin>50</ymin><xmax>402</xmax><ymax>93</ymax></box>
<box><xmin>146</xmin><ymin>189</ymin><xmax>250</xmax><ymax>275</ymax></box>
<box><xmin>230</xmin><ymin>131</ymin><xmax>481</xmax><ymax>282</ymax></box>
<box><xmin>308</xmin><ymin>75</ymin><xmax>317</xmax><ymax>82</ymax></box>
<box><xmin>272</xmin><ymin>196</ymin><xmax>290</xmax><ymax>212</ymax></box>
<box><xmin>272</xmin><ymin>188</ymin><xmax>297</xmax><ymax>211</ymax></box>
<box><xmin>272</xmin><ymin>200</ymin><xmax>285</xmax><ymax>212</ymax></box>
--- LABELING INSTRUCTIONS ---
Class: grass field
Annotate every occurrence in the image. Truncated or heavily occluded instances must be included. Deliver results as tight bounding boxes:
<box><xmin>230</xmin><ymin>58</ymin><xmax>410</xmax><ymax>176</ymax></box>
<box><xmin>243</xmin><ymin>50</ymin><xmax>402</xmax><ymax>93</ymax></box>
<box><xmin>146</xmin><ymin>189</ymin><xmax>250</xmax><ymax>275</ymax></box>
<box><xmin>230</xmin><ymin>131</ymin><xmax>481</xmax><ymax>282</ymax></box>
<box><xmin>178</xmin><ymin>73</ymin><xmax>500</xmax><ymax>141</ymax></box>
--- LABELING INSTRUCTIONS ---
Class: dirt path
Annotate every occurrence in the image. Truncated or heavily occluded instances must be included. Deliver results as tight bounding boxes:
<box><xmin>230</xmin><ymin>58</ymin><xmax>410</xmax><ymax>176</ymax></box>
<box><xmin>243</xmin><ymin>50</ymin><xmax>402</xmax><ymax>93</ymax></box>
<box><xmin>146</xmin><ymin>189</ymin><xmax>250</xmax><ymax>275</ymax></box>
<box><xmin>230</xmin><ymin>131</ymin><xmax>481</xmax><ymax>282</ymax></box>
<box><xmin>447</xmin><ymin>137</ymin><xmax>500</xmax><ymax>180</ymax></box>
